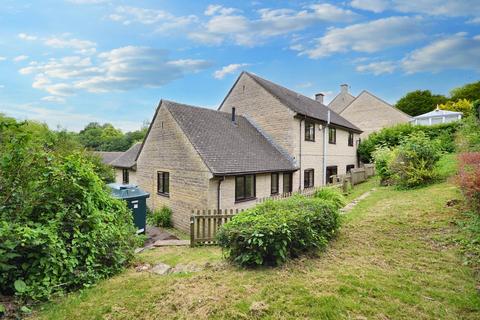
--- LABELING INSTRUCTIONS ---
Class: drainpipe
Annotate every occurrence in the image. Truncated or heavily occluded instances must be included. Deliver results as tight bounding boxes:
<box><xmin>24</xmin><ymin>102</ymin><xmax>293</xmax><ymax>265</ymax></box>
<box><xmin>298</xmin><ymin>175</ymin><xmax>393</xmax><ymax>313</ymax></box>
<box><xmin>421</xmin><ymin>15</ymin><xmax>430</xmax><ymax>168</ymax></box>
<box><xmin>299</xmin><ymin>118</ymin><xmax>303</xmax><ymax>190</ymax></box>
<box><xmin>323</xmin><ymin>110</ymin><xmax>331</xmax><ymax>185</ymax></box>
<box><xmin>217</xmin><ymin>176</ymin><xmax>225</xmax><ymax>211</ymax></box>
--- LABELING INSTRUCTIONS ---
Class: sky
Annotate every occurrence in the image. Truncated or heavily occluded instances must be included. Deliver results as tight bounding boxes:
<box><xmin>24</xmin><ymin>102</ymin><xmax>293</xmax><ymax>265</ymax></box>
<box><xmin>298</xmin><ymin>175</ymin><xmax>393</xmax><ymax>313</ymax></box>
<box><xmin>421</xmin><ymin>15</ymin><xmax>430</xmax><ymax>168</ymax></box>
<box><xmin>0</xmin><ymin>0</ymin><xmax>479</xmax><ymax>132</ymax></box>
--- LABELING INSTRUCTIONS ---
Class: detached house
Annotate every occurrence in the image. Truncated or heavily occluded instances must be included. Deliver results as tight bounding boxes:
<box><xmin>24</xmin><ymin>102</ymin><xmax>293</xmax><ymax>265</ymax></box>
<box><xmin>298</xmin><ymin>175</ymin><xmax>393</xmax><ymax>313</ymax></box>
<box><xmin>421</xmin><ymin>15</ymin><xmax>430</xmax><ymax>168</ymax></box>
<box><xmin>329</xmin><ymin>84</ymin><xmax>411</xmax><ymax>138</ymax></box>
<box><xmin>136</xmin><ymin>72</ymin><xmax>362</xmax><ymax>231</ymax></box>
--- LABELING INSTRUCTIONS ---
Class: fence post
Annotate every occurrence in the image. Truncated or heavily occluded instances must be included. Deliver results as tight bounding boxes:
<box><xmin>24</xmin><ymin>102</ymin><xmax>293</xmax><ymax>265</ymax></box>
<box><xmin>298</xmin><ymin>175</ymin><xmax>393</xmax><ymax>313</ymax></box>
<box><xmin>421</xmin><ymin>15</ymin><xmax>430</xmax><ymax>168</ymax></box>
<box><xmin>190</xmin><ymin>215</ymin><xmax>195</xmax><ymax>247</ymax></box>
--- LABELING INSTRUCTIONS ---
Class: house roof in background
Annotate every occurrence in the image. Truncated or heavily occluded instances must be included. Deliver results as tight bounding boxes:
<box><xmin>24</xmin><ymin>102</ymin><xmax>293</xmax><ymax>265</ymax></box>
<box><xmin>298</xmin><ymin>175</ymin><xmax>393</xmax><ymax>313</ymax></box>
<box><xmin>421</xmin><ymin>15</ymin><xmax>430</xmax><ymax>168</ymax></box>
<box><xmin>244</xmin><ymin>72</ymin><xmax>362</xmax><ymax>133</ymax></box>
<box><xmin>93</xmin><ymin>151</ymin><xmax>123</xmax><ymax>165</ymax></box>
<box><xmin>110</xmin><ymin>142</ymin><xmax>142</xmax><ymax>169</ymax></box>
<box><xmin>163</xmin><ymin>100</ymin><xmax>298</xmax><ymax>175</ymax></box>
<box><xmin>413</xmin><ymin>108</ymin><xmax>463</xmax><ymax>119</ymax></box>
<box><xmin>328</xmin><ymin>90</ymin><xmax>356</xmax><ymax>114</ymax></box>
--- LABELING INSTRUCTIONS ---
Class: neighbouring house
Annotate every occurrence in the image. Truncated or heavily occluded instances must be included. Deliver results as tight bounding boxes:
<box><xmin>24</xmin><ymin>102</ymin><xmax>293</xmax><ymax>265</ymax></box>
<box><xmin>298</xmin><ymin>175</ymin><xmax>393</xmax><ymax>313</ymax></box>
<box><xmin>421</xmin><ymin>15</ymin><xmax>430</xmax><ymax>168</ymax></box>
<box><xmin>410</xmin><ymin>107</ymin><xmax>463</xmax><ymax>125</ymax></box>
<box><xmin>94</xmin><ymin>151</ymin><xmax>123</xmax><ymax>166</ymax></box>
<box><xmin>328</xmin><ymin>84</ymin><xmax>411</xmax><ymax>138</ymax></box>
<box><xmin>93</xmin><ymin>143</ymin><xmax>142</xmax><ymax>185</ymax></box>
<box><xmin>135</xmin><ymin>72</ymin><xmax>362</xmax><ymax>231</ymax></box>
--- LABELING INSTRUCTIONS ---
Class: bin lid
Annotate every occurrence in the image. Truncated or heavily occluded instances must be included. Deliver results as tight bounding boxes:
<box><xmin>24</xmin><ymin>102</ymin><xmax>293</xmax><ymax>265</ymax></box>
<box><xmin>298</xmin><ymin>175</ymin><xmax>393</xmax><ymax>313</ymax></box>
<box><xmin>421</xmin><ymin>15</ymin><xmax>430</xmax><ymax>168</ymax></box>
<box><xmin>107</xmin><ymin>183</ymin><xmax>150</xmax><ymax>199</ymax></box>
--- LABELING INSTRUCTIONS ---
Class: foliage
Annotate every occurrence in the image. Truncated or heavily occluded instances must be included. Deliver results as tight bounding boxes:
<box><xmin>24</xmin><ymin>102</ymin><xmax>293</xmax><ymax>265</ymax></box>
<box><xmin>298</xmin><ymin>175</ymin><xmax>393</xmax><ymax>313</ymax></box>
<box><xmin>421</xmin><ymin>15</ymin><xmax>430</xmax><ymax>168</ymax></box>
<box><xmin>450</xmin><ymin>80</ymin><xmax>480</xmax><ymax>102</ymax></box>
<box><xmin>372</xmin><ymin>146</ymin><xmax>395</xmax><ymax>185</ymax></box>
<box><xmin>457</xmin><ymin>153</ymin><xmax>480</xmax><ymax>213</ymax></box>
<box><xmin>216</xmin><ymin>196</ymin><xmax>340</xmax><ymax>267</ymax></box>
<box><xmin>456</xmin><ymin>115</ymin><xmax>480</xmax><ymax>153</ymax></box>
<box><xmin>147</xmin><ymin>206</ymin><xmax>173</xmax><ymax>228</ymax></box>
<box><xmin>85</xmin><ymin>152</ymin><xmax>116</xmax><ymax>183</ymax></box>
<box><xmin>0</xmin><ymin>119</ymin><xmax>140</xmax><ymax>301</ymax></box>
<box><xmin>388</xmin><ymin>132</ymin><xmax>441</xmax><ymax>188</ymax></box>
<box><xmin>313</xmin><ymin>187</ymin><xmax>346</xmax><ymax>209</ymax></box>
<box><xmin>358</xmin><ymin>121</ymin><xmax>459</xmax><ymax>163</ymax></box>
<box><xmin>438</xmin><ymin>99</ymin><xmax>473</xmax><ymax>117</ymax></box>
<box><xmin>395</xmin><ymin>90</ymin><xmax>448</xmax><ymax>116</ymax></box>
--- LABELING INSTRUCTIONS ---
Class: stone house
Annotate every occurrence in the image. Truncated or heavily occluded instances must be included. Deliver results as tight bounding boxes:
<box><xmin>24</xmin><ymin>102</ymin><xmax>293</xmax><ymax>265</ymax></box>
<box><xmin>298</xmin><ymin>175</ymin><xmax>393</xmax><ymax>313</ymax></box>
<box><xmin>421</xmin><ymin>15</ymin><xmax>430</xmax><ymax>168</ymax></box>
<box><xmin>93</xmin><ymin>143</ymin><xmax>141</xmax><ymax>185</ymax></box>
<box><xmin>135</xmin><ymin>72</ymin><xmax>362</xmax><ymax>231</ymax></box>
<box><xmin>329</xmin><ymin>84</ymin><xmax>411</xmax><ymax>138</ymax></box>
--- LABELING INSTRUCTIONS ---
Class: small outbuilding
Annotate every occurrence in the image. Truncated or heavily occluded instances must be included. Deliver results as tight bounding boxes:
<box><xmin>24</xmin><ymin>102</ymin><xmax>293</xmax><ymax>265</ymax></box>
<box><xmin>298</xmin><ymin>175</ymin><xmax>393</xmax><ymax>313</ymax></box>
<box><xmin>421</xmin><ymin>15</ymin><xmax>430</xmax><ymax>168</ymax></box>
<box><xmin>410</xmin><ymin>107</ymin><xmax>463</xmax><ymax>126</ymax></box>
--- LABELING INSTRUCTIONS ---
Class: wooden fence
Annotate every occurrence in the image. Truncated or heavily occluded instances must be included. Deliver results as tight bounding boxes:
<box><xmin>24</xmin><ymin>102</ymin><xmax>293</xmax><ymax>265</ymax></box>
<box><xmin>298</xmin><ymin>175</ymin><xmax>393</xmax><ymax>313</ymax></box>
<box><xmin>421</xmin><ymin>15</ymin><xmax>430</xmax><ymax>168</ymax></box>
<box><xmin>190</xmin><ymin>209</ymin><xmax>243</xmax><ymax>246</ymax></box>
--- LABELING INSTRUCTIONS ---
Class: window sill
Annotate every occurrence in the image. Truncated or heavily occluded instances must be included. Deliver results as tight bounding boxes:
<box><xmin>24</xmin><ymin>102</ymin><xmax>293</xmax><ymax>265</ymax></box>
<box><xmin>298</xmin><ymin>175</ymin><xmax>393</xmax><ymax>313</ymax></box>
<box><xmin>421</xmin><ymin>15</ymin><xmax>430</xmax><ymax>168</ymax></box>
<box><xmin>304</xmin><ymin>139</ymin><xmax>315</xmax><ymax>142</ymax></box>
<box><xmin>271</xmin><ymin>192</ymin><xmax>279</xmax><ymax>196</ymax></box>
<box><xmin>235</xmin><ymin>197</ymin><xmax>256</xmax><ymax>204</ymax></box>
<box><xmin>329</xmin><ymin>142</ymin><xmax>336</xmax><ymax>145</ymax></box>
<box><xmin>157</xmin><ymin>192</ymin><xmax>170</xmax><ymax>198</ymax></box>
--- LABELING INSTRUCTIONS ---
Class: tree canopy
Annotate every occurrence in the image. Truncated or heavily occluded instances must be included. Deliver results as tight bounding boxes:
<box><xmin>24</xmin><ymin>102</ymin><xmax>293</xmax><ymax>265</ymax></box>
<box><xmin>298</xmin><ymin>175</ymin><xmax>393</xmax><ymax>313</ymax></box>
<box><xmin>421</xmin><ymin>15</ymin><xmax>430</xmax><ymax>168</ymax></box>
<box><xmin>395</xmin><ymin>90</ymin><xmax>448</xmax><ymax>116</ymax></box>
<box><xmin>450</xmin><ymin>81</ymin><xmax>480</xmax><ymax>102</ymax></box>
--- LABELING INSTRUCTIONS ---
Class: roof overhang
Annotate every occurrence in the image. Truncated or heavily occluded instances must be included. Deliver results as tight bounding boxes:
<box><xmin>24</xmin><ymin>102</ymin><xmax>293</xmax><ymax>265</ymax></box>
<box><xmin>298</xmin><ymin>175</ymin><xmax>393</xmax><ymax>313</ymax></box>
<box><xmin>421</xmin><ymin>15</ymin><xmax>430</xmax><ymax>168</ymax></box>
<box><xmin>294</xmin><ymin>113</ymin><xmax>363</xmax><ymax>134</ymax></box>
<box><xmin>212</xmin><ymin>167</ymin><xmax>299</xmax><ymax>177</ymax></box>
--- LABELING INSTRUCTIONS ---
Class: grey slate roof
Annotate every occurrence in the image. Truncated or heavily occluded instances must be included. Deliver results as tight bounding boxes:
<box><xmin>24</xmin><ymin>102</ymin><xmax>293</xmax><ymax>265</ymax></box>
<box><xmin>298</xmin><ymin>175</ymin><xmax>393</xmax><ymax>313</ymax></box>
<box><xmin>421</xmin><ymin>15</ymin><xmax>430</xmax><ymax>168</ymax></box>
<box><xmin>110</xmin><ymin>142</ymin><xmax>142</xmax><ymax>169</ymax></box>
<box><xmin>163</xmin><ymin>100</ymin><xmax>298</xmax><ymax>175</ymax></box>
<box><xmin>93</xmin><ymin>151</ymin><xmax>123</xmax><ymax>165</ymax></box>
<box><xmin>245</xmin><ymin>72</ymin><xmax>362</xmax><ymax>133</ymax></box>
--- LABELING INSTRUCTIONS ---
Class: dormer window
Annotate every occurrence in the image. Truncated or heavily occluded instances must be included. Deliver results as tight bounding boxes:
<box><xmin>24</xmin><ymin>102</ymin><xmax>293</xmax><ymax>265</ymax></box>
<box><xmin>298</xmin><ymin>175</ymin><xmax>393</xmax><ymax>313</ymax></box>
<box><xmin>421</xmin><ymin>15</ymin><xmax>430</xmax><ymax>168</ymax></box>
<box><xmin>305</xmin><ymin>121</ymin><xmax>315</xmax><ymax>141</ymax></box>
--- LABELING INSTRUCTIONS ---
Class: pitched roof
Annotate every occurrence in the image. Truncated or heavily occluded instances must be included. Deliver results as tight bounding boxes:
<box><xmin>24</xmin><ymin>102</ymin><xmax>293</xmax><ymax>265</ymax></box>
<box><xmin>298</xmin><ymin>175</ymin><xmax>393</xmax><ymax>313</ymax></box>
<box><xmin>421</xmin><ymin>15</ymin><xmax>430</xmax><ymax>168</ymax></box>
<box><xmin>413</xmin><ymin>108</ymin><xmax>463</xmax><ymax>119</ymax></box>
<box><xmin>93</xmin><ymin>151</ymin><xmax>123</xmax><ymax>165</ymax></box>
<box><xmin>328</xmin><ymin>91</ymin><xmax>356</xmax><ymax>114</ymax></box>
<box><xmin>163</xmin><ymin>100</ymin><xmax>297</xmax><ymax>175</ymax></box>
<box><xmin>110</xmin><ymin>142</ymin><xmax>142</xmax><ymax>169</ymax></box>
<box><xmin>243</xmin><ymin>72</ymin><xmax>362</xmax><ymax>133</ymax></box>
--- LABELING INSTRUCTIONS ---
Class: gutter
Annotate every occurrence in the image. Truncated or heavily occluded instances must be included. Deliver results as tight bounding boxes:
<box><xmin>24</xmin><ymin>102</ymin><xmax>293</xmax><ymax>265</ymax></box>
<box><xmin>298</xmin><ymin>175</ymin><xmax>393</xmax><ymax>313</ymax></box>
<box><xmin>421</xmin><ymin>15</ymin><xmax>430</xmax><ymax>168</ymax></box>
<box><xmin>217</xmin><ymin>176</ymin><xmax>225</xmax><ymax>211</ymax></box>
<box><xmin>299</xmin><ymin>117</ymin><xmax>304</xmax><ymax>190</ymax></box>
<box><xmin>323</xmin><ymin>109</ymin><xmax>331</xmax><ymax>185</ymax></box>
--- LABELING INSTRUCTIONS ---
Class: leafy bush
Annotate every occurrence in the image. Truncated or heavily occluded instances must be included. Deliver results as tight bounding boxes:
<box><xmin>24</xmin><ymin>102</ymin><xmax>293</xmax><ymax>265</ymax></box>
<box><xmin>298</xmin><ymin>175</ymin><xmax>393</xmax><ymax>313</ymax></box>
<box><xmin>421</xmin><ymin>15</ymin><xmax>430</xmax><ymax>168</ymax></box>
<box><xmin>388</xmin><ymin>132</ymin><xmax>441</xmax><ymax>188</ymax></box>
<box><xmin>358</xmin><ymin>122</ymin><xmax>459</xmax><ymax>163</ymax></box>
<box><xmin>216</xmin><ymin>196</ymin><xmax>340</xmax><ymax>267</ymax></box>
<box><xmin>0</xmin><ymin>119</ymin><xmax>140</xmax><ymax>301</ymax></box>
<box><xmin>456</xmin><ymin>115</ymin><xmax>480</xmax><ymax>152</ymax></box>
<box><xmin>372</xmin><ymin>146</ymin><xmax>395</xmax><ymax>185</ymax></box>
<box><xmin>457</xmin><ymin>153</ymin><xmax>480</xmax><ymax>213</ymax></box>
<box><xmin>147</xmin><ymin>206</ymin><xmax>173</xmax><ymax>228</ymax></box>
<box><xmin>313</xmin><ymin>188</ymin><xmax>346</xmax><ymax>209</ymax></box>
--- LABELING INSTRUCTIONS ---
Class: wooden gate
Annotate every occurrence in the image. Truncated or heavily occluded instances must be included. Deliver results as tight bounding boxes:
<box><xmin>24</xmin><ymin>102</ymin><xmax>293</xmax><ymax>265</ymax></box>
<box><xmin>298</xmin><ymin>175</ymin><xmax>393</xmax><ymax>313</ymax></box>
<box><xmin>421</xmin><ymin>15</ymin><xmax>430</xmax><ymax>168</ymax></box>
<box><xmin>189</xmin><ymin>209</ymin><xmax>242</xmax><ymax>246</ymax></box>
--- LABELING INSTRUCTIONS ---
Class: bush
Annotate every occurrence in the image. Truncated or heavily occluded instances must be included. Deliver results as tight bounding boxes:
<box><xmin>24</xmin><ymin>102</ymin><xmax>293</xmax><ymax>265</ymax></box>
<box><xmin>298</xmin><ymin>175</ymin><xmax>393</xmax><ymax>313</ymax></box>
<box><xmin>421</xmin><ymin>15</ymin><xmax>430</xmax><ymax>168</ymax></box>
<box><xmin>216</xmin><ymin>196</ymin><xmax>340</xmax><ymax>267</ymax></box>
<box><xmin>372</xmin><ymin>146</ymin><xmax>395</xmax><ymax>185</ymax></box>
<box><xmin>0</xmin><ymin>119</ymin><xmax>140</xmax><ymax>301</ymax></box>
<box><xmin>147</xmin><ymin>206</ymin><xmax>173</xmax><ymax>228</ymax></box>
<box><xmin>457</xmin><ymin>153</ymin><xmax>480</xmax><ymax>213</ymax></box>
<box><xmin>358</xmin><ymin>122</ymin><xmax>459</xmax><ymax>163</ymax></box>
<box><xmin>456</xmin><ymin>115</ymin><xmax>480</xmax><ymax>152</ymax></box>
<box><xmin>313</xmin><ymin>188</ymin><xmax>346</xmax><ymax>209</ymax></box>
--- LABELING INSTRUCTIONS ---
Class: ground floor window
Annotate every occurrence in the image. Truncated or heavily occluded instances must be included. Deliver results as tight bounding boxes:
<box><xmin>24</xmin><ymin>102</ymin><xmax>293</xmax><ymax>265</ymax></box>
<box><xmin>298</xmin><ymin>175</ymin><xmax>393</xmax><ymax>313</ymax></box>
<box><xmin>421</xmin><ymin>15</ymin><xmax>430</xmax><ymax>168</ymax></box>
<box><xmin>304</xmin><ymin>169</ymin><xmax>314</xmax><ymax>188</ymax></box>
<box><xmin>271</xmin><ymin>172</ymin><xmax>279</xmax><ymax>195</ymax></box>
<box><xmin>122</xmin><ymin>169</ymin><xmax>129</xmax><ymax>184</ymax></box>
<box><xmin>326</xmin><ymin>166</ymin><xmax>338</xmax><ymax>184</ymax></box>
<box><xmin>157</xmin><ymin>171</ymin><xmax>170</xmax><ymax>196</ymax></box>
<box><xmin>346</xmin><ymin>164</ymin><xmax>355</xmax><ymax>173</ymax></box>
<box><xmin>235</xmin><ymin>174</ymin><xmax>256</xmax><ymax>202</ymax></box>
<box><xmin>283</xmin><ymin>172</ymin><xmax>292</xmax><ymax>193</ymax></box>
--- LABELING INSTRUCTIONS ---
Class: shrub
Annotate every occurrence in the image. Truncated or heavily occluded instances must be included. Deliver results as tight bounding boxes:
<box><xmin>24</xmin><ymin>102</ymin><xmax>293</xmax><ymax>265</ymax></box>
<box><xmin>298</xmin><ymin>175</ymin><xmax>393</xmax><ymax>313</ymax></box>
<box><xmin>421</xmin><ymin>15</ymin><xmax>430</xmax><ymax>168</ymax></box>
<box><xmin>313</xmin><ymin>188</ymin><xmax>346</xmax><ymax>209</ymax></box>
<box><xmin>457</xmin><ymin>153</ymin><xmax>480</xmax><ymax>213</ymax></box>
<box><xmin>0</xmin><ymin>120</ymin><xmax>140</xmax><ymax>301</ymax></box>
<box><xmin>372</xmin><ymin>146</ymin><xmax>395</xmax><ymax>185</ymax></box>
<box><xmin>216</xmin><ymin>196</ymin><xmax>340</xmax><ymax>267</ymax></box>
<box><xmin>456</xmin><ymin>115</ymin><xmax>480</xmax><ymax>152</ymax></box>
<box><xmin>147</xmin><ymin>206</ymin><xmax>173</xmax><ymax>228</ymax></box>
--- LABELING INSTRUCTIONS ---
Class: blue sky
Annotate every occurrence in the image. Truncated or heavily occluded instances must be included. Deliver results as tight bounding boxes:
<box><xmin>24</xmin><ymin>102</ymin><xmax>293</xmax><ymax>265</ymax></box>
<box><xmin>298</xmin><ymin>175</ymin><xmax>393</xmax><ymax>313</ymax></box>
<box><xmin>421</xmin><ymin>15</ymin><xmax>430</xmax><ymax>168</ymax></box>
<box><xmin>1</xmin><ymin>0</ymin><xmax>479</xmax><ymax>131</ymax></box>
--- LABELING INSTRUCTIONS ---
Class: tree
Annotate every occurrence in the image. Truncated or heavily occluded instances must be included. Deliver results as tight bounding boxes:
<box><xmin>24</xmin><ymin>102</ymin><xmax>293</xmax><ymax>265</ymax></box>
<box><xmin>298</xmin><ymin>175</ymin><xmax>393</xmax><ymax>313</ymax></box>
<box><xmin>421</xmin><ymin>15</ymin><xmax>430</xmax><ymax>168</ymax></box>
<box><xmin>395</xmin><ymin>90</ymin><xmax>448</xmax><ymax>116</ymax></box>
<box><xmin>438</xmin><ymin>99</ymin><xmax>473</xmax><ymax>117</ymax></box>
<box><xmin>450</xmin><ymin>81</ymin><xmax>480</xmax><ymax>102</ymax></box>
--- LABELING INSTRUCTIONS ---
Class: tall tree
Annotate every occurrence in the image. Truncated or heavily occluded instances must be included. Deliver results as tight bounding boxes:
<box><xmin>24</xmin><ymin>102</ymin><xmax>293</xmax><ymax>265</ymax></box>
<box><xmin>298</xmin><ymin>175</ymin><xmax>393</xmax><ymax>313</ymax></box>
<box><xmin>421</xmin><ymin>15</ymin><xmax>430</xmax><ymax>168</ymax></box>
<box><xmin>450</xmin><ymin>81</ymin><xmax>480</xmax><ymax>102</ymax></box>
<box><xmin>395</xmin><ymin>90</ymin><xmax>448</xmax><ymax>116</ymax></box>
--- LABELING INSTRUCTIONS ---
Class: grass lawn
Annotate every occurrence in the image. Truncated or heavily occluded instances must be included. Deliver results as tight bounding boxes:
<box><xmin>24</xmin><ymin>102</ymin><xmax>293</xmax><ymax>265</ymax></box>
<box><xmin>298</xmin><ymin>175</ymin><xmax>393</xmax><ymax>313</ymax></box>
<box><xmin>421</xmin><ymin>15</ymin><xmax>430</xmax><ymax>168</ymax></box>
<box><xmin>31</xmin><ymin>179</ymin><xmax>480</xmax><ymax>319</ymax></box>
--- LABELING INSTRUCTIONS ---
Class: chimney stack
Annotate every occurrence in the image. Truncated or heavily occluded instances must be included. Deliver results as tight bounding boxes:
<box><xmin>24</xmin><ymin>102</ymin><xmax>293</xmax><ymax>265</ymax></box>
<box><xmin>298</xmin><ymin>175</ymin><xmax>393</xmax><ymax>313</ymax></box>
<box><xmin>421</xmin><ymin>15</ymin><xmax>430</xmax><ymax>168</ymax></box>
<box><xmin>341</xmin><ymin>84</ymin><xmax>349</xmax><ymax>94</ymax></box>
<box><xmin>315</xmin><ymin>93</ymin><xmax>324</xmax><ymax>104</ymax></box>
<box><xmin>231</xmin><ymin>107</ymin><xmax>236</xmax><ymax>123</ymax></box>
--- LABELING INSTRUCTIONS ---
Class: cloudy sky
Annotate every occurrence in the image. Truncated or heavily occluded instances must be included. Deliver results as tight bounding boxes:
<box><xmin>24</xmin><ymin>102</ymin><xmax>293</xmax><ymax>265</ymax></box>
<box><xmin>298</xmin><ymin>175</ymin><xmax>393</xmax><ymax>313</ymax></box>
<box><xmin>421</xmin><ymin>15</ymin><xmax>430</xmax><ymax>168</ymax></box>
<box><xmin>1</xmin><ymin>0</ymin><xmax>479</xmax><ymax>131</ymax></box>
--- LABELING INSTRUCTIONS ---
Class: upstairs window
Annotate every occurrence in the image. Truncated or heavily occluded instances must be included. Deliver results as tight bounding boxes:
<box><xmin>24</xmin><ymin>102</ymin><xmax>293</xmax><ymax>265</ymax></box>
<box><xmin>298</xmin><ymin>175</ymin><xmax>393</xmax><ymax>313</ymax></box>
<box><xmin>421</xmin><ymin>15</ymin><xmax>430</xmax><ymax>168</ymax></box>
<box><xmin>329</xmin><ymin>127</ymin><xmax>336</xmax><ymax>144</ymax></box>
<box><xmin>283</xmin><ymin>172</ymin><xmax>293</xmax><ymax>193</ymax></box>
<box><xmin>305</xmin><ymin>121</ymin><xmax>315</xmax><ymax>141</ymax></box>
<box><xmin>157</xmin><ymin>171</ymin><xmax>170</xmax><ymax>196</ymax></box>
<box><xmin>348</xmin><ymin>132</ymin><xmax>354</xmax><ymax>146</ymax></box>
<box><xmin>304</xmin><ymin>169</ymin><xmax>314</xmax><ymax>188</ymax></box>
<box><xmin>235</xmin><ymin>174</ymin><xmax>256</xmax><ymax>202</ymax></box>
<box><xmin>122</xmin><ymin>169</ymin><xmax>129</xmax><ymax>184</ymax></box>
<box><xmin>271</xmin><ymin>173</ymin><xmax>279</xmax><ymax>195</ymax></box>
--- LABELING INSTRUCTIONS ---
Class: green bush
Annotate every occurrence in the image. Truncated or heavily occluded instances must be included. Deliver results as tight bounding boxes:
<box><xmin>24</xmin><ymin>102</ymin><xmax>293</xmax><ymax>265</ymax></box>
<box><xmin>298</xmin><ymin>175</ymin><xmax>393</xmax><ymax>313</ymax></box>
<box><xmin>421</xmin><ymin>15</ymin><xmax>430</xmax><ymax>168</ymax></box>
<box><xmin>147</xmin><ymin>206</ymin><xmax>173</xmax><ymax>228</ymax></box>
<box><xmin>313</xmin><ymin>188</ymin><xmax>346</xmax><ymax>209</ymax></box>
<box><xmin>0</xmin><ymin>119</ymin><xmax>140</xmax><ymax>301</ymax></box>
<box><xmin>372</xmin><ymin>146</ymin><xmax>396</xmax><ymax>185</ymax></box>
<box><xmin>216</xmin><ymin>196</ymin><xmax>340</xmax><ymax>267</ymax></box>
<box><xmin>358</xmin><ymin>122</ymin><xmax>459</xmax><ymax>163</ymax></box>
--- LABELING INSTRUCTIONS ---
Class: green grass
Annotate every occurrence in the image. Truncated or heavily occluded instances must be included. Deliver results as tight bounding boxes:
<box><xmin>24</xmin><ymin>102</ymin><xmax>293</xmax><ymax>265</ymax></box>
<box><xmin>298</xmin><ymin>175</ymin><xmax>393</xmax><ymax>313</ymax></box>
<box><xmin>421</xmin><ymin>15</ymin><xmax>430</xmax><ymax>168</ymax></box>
<box><xmin>435</xmin><ymin>153</ymin><xmax>458</xmax><ymax>180</ymax></box>
<box><xmin>31</xmin><ymin>181</ymin><xmax>480</xmax><ymax>320</ymax></box>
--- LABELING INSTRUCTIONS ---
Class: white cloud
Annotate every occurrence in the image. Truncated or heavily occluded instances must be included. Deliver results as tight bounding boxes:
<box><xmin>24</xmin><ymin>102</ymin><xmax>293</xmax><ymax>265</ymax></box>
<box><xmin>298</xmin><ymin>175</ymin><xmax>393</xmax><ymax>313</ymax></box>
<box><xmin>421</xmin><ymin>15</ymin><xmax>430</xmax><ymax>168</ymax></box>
<box><xmin>467</xmin><ymin>17</ymin><xmax>480</xmax><ymax>24</ymax></box>
<box><xmin>44</xmin><ymin>36</ymin><xmax>97</xmax><ymax>55</ymax></box>
<box><xmin>402</xmin><ymin>33</ymin><xmax>480</xmax><ymax>73</ymax></box>
<box><xmin>0</xmin><ymin>56</ymin><xmax>6</xmax><ymax>61</ymax></box>
<box><xmin>356</xmin><ymin>60</ymin><xmax>397</xmax><ymax>75</ymax></box>
<box><xmin>108</xmin><ymin>6</ymin><xmax>197</xmax><ymax>32</ymax></box>
<box><xmin>301</xmin><ymin>16</ymin><xmax>424</xmax><ymax>58</ymax></box>
<box><xmin>350</xmin><ymin>0</ymin><xmax>389</xmax><ymax>13</ymax></box>
<box><xmin>18</xmin><ymin>33</ymin><xmax>37</xmax><ymax>40</ymax></box>
<box><xmin>190</xmin><ymin>4</ymin><xmax>358</xmax><ymax>46</ymax></box>
<box><xmin>213</xmin><ymin>63</ymin><xmax>249</xmax><ymax>79</ymax></box>
<box><xmin>19</xmin><ymin>46</ymin><xmax>211</xmax><ymax>97</ymax></box>
<box><xmin>0</xmin><ymin>85</ymin><xmax>5</xmax><ymax>89</ymax></box>
<box><xmin>13</xmin><ymin>55</ymin><xmax>29</xmax><ymax>62</ymax></box>
<box><xmin>41</xmin><ymin>96</ymin><xmax>66</xmax><ymax>103</ymax></box>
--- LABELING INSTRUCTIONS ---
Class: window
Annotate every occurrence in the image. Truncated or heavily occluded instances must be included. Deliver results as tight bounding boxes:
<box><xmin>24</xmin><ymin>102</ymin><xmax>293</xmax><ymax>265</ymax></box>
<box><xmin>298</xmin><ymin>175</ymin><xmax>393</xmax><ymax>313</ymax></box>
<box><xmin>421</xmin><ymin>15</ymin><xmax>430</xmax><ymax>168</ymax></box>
<box><xmin>271</xmin><ymin>173</ymin><xmax>279</xmax><ymax>195</ymax></box>
<box><xmin>157</xmin><ymin>171</ymin><xmax>170</xmax><ymax>196</ymax></box>
<box><xmin>305</xmin><ymin>121</ymin><xmax>315</xmax><ymax>141</ymax></box>
<box><xmin>235</xmin><ymin>174</ymin><xmax>256</xmax><ymax>202</ymax></box>
<box><xmin>122</xmin><ymin>169</ymin><xmax>129</xmax><ymax>184</ymax></box>
<box><xmin>328</xmin><ymin>127</ymin><xmax>336</xmax><ymax>144</ymax></box>
<box><xmin>283</xmin><ymin>172</ymin><xmax>292</xmax><ymax>193</ymax></box>
<box><xmin>348</xmin><ymin>132</ymin><xmax>354</xmax><ymax>147</ymax></box>
<box><xmin>326</xmin><ymin>166</ymin><xmax>338</xmax><ymax>184</ymax></box>
<box><xmin>304</xmin><ymin>169</ymin><xmax>314</xmax><ymax>188</ymax></box>
<box><xmin>346</xmin><ymin>164</ymin><xmax>355</xmax><ymax>173</ymax></box>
